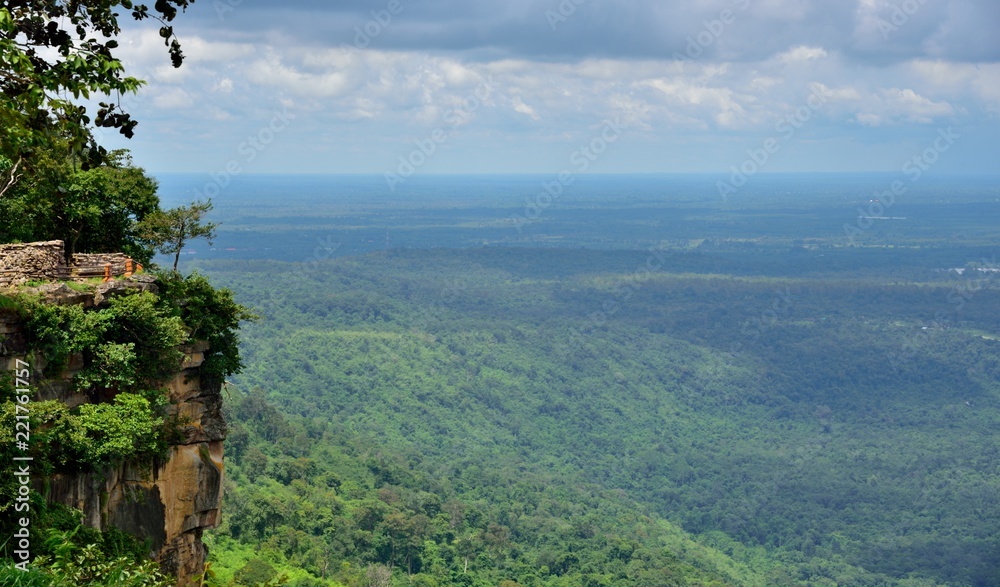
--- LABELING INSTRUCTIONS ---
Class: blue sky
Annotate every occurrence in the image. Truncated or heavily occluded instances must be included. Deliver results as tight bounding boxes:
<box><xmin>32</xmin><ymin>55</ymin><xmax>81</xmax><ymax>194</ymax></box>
<box><xmin>97</xmin><ymin>0</ymin><xmax>1000</xmax><ymax>176</ymax></box>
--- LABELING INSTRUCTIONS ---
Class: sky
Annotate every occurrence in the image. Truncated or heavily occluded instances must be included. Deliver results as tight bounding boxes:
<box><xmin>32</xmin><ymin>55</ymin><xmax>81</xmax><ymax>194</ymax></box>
<box><xmin>97</xmin><ymin>0</ymin><xmax>1000</xmax><ymax>178</ymax></box>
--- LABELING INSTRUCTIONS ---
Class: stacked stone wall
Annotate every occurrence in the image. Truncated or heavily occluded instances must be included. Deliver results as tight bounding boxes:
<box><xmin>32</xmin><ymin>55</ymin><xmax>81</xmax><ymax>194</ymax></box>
<box><xmin>0</xmin><ymin>241</ymin><xmax>68</xmax><ymax>287</ymax></box>
<box><xmin>0</xmin><ymin>241</ymin><xmax>136</xmax><ymax>287</ymax></box>
<box><xmin>71</xmin><ymin>252</ymin><xmax>134</xmax><ymax>278</ymax></box>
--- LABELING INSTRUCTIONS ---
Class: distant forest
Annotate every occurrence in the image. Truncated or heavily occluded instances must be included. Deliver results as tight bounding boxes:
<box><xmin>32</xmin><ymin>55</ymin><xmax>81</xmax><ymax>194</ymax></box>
<box><xmin>195</xmin><ymin>229</ymin><xmax>1000</xmax><ymax>586</ymax></box>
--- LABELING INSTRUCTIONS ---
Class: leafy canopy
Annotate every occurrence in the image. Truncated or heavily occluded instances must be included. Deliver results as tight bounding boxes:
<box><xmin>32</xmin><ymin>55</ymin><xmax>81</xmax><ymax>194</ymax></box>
<box><xmin>141</xmin><ymin>199</ymin><xmax>219</xmax><ymax>271</ymax></box>
<box><xmin>0</xmin><ymin>149</ymin><xmax>161</xmax><ymax>262</ymax></box>
<box><xmin>0</xmin><ymin>0</ymin><xmax>194</xmax><ymax>172</ymax></box>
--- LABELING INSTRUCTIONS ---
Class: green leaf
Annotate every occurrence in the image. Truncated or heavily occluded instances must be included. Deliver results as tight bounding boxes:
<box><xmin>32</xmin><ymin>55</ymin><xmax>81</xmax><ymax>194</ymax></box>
<box><xmin>0</xmin><ymin>8</ymin><xmax>13</xmax><ymax>33</ymax></box>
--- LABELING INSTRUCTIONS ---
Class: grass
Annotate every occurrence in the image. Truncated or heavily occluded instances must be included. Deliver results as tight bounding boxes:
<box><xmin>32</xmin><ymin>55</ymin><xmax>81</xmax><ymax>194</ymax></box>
<box><xmin>0</xmin><ymin>293</ymin><xmax>23</xmax><ymax>312</ymax></box>
<box><xmin>13</xmin><ymin>277</ymin><xmax>106</xmax><ymax>294</ymax></box>
<box><xmin>64</xmin><ymin>278</ymin><xmax>102</xmax><ymax>293</ymax></box>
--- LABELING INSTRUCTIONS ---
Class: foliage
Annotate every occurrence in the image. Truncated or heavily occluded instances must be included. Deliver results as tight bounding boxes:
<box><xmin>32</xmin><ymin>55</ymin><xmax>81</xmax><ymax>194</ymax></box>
<box><xmin>155</xmin><ymin>271</ymin><xmax>258</xmax><ymax>385</ymax></box>
<box><xmin>1</xmin><ymin>392</ymin><xmax>164</xmax><ymax>474</ymax></box>
<box><xmin>208</xmin><ymin>389</ymin><xmax>761</xmax><ymax>587</ymax></box>
<box><xmin>18</xmin><ymin>289</ymin><xmax>185</xmax><ymax>384</ymax></box>
<box><xmin>140</xmin><ymin>199</ymin><xmax>219</xmax><ymax>271</ymax></box>
<box><xmin>1</xmin><ymin>272</ymin><xmax>250</xmax><ymax>514</ymax></box>
<box><xmin>0</xmin><ymin>501</ymin><xmax>163</xmax><ymax>583</ymax></box>
<box><xmin>0</xmin><ymin>0</ymin><xmax>193</xmax><ymax>171</ymax></box>
<box><xmin>231</xmin><ymin>558</ymin><xmax>287</xmax><ymax>586</ymax></box>
<box><xmin>195</xmin><ymin>247</ymin><xmax>1000</xmax><ymax>586</ymax></box>
<box><xmin>75</xmin><ymin>392</ymin><xmax>166</xmax><ymax>465</ymax></box>
<box><xmin>0</xmin><ymin>527</ymin><xmax>171</xmax><ymax>586</ymax></box>
<box><xmin>0</xmin><ymin>149</ymin><xmax>161</xmax><ymax>263</ymax></box>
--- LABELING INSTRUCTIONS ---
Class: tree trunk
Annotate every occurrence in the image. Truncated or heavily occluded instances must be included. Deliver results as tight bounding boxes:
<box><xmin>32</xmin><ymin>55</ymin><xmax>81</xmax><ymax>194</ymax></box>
<box><xmin>173</xmin><ymin>234</ymin><xmax>185</xmax><ymax>271</ymax></box>
<box><xmin>172</xmin><ymin>218</ymin><xmax>187</xmax><ymax>271</ymax></box>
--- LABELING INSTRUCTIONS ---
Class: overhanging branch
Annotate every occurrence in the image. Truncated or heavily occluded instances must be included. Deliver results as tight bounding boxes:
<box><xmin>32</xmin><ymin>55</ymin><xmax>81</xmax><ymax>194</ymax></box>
<box><xmin>0</xmin><ymin>157</ymin><xmax>22</xmax><ymax>199</ymax></box>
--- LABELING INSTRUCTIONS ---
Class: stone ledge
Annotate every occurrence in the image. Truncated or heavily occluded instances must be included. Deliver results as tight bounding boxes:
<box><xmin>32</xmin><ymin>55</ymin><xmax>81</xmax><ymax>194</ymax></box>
<box><xmin>0</xmin><ymin>240</ymin><xmax>142</xmax><ymax>288</ymax></box>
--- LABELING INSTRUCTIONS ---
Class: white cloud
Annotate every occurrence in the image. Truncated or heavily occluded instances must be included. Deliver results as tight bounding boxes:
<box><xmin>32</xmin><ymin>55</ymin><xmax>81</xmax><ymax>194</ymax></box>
<box><xmin>777</xmin><ymin>46</ymin><xmax>829</xmax><ymax>64</ymax></box>
<box><xmin>643</xmin><ymin>79</ymin><xmax>750</xmax><ymax>128</ymax></box>
<box><xmin>511</xmin><ymin>96</ymin><xmax>541</xmax><ymax>121</ymax></box>
<box><xmin>152</xmin><ymin>87</ymin><xmax>194</xmax><ymax>109</ymax></box>
<box><xmin>245</xmin><ymin>51</ymin><xmax>352</xmax><ymax>98</ymax></box>
<box><xmin>213</xmin><ymin>78</ymin><xmax>235</xmax><ymax>93</ymax></box>
<box><xmin>881</xmin><ymin>87</ymin><xmax>955</xmax><ymax>122</ymax></box>
<box><xmin>909</xmin><ymin>60</ymin><xmax>1000</xmax><ymax>114</ymax></box>
<box><xmin>100</xmin><ymin>26</ymin><xmax>998</xmax><ymax>173</ymax></box>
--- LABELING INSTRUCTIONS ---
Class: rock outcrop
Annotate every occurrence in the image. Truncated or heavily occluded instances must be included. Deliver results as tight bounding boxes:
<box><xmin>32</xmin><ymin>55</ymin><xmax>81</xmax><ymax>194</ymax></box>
<box><xmin>0</xmin><ymin>282</ymin><xmax>225</xmax><ymax>586</ymax></box>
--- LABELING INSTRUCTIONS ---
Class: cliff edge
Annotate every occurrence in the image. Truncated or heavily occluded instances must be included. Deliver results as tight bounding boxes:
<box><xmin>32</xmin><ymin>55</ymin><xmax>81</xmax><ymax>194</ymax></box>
<box><xmin>1</xmin><ymin>280</ymin><xmax>226</xmax><ymax>586</ymax></box>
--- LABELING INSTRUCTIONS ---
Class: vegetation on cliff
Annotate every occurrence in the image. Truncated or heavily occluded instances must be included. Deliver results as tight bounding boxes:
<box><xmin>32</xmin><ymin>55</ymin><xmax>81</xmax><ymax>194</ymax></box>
<box><xmin>0</xmin><ymin>272</ymin><xmax>252</xmax><ymax>581</ymax></box>
<box><xmin>0</xmin><ymin>515</ymin><xmax>172</xmax><ymax>586</ymax></box>
<box><xmin>0</xmin><ymin>12</ymin><xmax>247</xmax><ymax>571</ymax></box>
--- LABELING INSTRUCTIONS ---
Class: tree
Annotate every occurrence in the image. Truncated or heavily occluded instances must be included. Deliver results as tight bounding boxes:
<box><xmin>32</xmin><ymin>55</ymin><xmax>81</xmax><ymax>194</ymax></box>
<box><xmin>0</xmin><ymin>0</ymin><xmax>194</xmax><ymax>180</ymax></box>
<box><xmin>233</xmin><ymin>558</ymin><xmax>278</xmax><ymax>586</ymax></box>
<box><xmin>0</xmin><ymin>149</ymin><xmax>160</xmax><ymax>260</ymax></box>
<box><xmin>365</xmin><ymin>564</ymin><xmax>393</xmax><ymax>587</ymax></box>
<box><xmin>141</xmin><ymin>199</ymin><xmax>219</xmax><ymax>271</ymax></box>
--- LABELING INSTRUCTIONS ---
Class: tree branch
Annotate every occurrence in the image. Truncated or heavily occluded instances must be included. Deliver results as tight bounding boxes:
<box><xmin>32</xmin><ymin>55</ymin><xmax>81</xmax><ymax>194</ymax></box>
<box><xmin>0</xmin><ymin>157</ymin><xmax>22</xmax><ymax>199</ymax></box>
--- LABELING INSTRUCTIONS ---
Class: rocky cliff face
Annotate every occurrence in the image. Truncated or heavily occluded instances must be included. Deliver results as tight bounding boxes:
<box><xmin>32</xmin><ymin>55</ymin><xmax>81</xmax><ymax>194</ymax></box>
<box><xmin>0</xmin><ymin>281</ymin><xmax>226</xmax><ymax>586</ymax></box>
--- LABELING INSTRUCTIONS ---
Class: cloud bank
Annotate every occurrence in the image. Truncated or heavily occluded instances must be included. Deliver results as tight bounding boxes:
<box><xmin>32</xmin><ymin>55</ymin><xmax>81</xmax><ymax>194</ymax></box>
<box><xmin>101</xmin><ymin>0</ymin><xmax>1000</xmax><ymax>175</ymax></box>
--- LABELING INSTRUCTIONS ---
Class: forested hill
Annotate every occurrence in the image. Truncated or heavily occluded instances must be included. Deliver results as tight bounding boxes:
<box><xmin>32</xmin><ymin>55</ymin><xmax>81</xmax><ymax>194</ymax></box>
<box><xmin>196</xmin><ymin>246</ymin><xmax>999</xmax><ymax>586</ymax></box>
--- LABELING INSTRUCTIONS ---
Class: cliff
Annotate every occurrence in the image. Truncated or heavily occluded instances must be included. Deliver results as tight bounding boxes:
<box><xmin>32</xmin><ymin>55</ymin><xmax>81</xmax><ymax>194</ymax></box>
<box><xmin>0</xmin><ymin>280</ymin><xmax>226</xmax><ymax>586</ymax></box>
